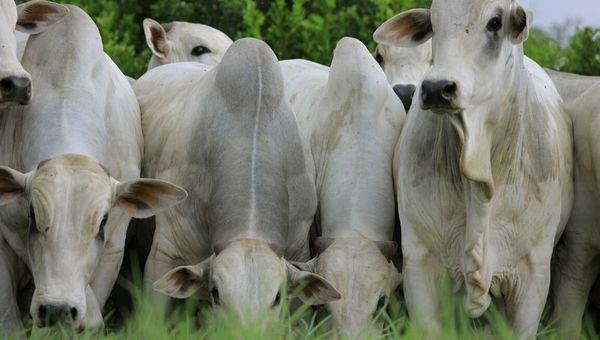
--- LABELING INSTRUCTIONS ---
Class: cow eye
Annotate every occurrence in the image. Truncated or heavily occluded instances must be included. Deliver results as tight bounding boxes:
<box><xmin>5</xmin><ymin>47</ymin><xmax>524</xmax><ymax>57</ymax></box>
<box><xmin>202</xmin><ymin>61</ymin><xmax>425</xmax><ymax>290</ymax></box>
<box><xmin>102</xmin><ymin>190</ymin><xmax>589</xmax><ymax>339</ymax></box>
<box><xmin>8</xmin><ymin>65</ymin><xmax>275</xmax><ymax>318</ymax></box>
<box><xmin>191</xmin><ymin>46</ymin><xmax>211</xmax><ymax>56</ymax></box>
<box><xmin>29</xmin><ymin>205</ymin><xmax>37</xmax><ymax>232</ymax></box>
<box><xmin>486</xmin><ymin>17</ymin><xmax>503</xmax><ymax>32</ymax></box>
<box><xmin>375</xmin><ymin>296</ymin><xmax>387</xmax><ymax>315</ymax></box>
<box><xmin>211</xmin><ymin>287</ymin><xmax>220</xmax><ymax>305</ymax></box>
<box><xmin>272</xmin><ymin>292</ymin><xmax>281</xmax><ymax>308</ymax></box>
<box><xmin>375</xmin><ymin>51</ymin><xmax>384</xmax><ymax>65</ymax></box>
<box><xmin>98</xmin><ymin>213</ymin><xmax>108</xmax><ymax>241</ymax></box>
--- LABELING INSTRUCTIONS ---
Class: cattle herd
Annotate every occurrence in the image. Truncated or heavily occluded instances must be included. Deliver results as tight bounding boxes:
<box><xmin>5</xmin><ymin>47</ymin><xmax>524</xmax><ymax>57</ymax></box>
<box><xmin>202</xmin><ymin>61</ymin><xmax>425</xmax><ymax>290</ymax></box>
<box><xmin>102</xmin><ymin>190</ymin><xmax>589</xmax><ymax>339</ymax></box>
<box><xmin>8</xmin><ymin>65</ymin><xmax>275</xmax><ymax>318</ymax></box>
<box><xmin>0</xmin><ymin>0</ymin><xmax>599</xmax><ymax>339</ymax></box>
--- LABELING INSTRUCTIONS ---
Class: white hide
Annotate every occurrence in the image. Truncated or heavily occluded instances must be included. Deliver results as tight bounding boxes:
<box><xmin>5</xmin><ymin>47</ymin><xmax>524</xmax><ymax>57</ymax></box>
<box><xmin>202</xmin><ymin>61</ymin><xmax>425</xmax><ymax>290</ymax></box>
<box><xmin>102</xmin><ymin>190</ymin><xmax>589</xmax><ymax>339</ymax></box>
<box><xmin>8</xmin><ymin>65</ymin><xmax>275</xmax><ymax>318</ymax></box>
<box><xmin>0</xmin><ymin>5</ymin><xmax>186</xmax><ymax>330</ymax></box>
<box><xmin>135</xmin><ymin>38</ymin><xmax>340</xmax><ymax>321</ymax></box>
<box><xmin>280</xmin><ymin>37</ymin><xmax>405</xmax><ymax>337</ymax></box>
<box><xmin>381</xmin><ymin>2</ymin><xmax>572</xmax><ymax>339</ymax></box>
<box><xmin>143</xmin><ymin>19</ymin><xmax>233</xmax><ymax>71</ymax></box>
<box><xmin>0</xmin><ymin>0</ymin><xmax>68</xmax><ymax>106</ymax></box>
<box><xmin>549</xmin><ymin>80</ymin><xmax>600</xmax><ymax>339</ymax></box>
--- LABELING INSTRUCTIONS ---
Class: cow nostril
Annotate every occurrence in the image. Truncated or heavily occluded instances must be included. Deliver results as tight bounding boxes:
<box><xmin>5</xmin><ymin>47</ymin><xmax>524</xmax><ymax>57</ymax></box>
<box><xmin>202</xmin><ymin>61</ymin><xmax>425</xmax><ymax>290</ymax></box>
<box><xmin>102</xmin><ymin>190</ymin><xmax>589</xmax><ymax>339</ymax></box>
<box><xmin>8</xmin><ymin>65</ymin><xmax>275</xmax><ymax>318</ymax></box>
<box><xmin>442</xmin><ymin>82</ymin><xmax>457</xmax><ymax>98</ymax></box>
<box><xmin>70</xmin><ymin>307</ymin><xmax>78</xmax><ymax>320</ymax></box>
<box><xmin>0</xmin><ymin>78</ymin><xmax>15</xmax><ymax>93</ymax></box>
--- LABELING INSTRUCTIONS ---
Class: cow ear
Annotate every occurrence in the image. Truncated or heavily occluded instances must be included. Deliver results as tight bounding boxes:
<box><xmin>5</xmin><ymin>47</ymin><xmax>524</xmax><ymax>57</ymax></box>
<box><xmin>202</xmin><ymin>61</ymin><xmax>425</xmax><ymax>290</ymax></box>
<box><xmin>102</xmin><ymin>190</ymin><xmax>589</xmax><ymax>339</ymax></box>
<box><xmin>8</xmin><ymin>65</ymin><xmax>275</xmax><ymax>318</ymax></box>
<box><xmin>16</xmin><ymin>0</ymin><xmax>69</xmax><ymax>35</ymax></box>
<box><xmin>509</xmin><ymin>5</ymin><xmax>531</xmax><ymax>44</ymax></box>
<box><xmin>143</xmin><ymin>18</ymin><xmax>171</xmax><ymax>60</ymax></box>
<box><xmin>374</xmin><ymin>9</ymin><xmax>432</xmax><ymax>48</ymax></box>
<box><xmin>114</xmin><ymin>178</ymin><xmax>187</xmax><ymax>219</ymax></box>
<box><xmin>0</xmin><ymin>167</ymin><xmax>27</xmax><ymax>206</ymax></box>
<box><xmin>153</xmin><ymin>258</ymin><xmax>211</xmax><ymax>299</ymax></box>
<box><xmin>289</xmin><ymin>257</ymin><xmax>318</xmax><ymax>272</ymax></box>
<box><xmin>285</xmin><ymin>261</ymin><xmax>340</xmax><ymax>305</ymax></box>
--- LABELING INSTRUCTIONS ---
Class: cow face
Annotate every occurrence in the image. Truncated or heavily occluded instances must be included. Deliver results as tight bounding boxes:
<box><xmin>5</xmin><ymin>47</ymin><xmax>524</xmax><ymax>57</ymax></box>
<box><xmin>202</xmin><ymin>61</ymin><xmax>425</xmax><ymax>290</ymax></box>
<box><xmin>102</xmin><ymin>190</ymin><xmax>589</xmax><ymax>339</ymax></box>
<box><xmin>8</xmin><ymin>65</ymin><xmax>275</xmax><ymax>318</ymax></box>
<box><xmin>372</xmin><ymin>40</ymin><xmax>432</xmax><ymax>112</ymax></box>
<box><xmin>143</xmin><ymin>19</ymin><xmax>233</xmax><ymax>71</ymax></box>
<box><xmin>0</xmin><ymin>154</ymin><xmax>187</xmax><ymax>328</ymax></box>
<box><xmin>154</xmin><ymin>238</ymin><xmax>341</xmax><ymax>322</ymax></box>
<box><xmin>0</xmin><ymin>0</ymin><xmax>68</xmax><ymax>106</ymax></box>
<box><xmin>300</xmin><ymin>238</ymin><xmax>401</xmax><ymax>338</ymax></box>
<box><xmin>375</xmin><ymin>1</ymin><xmax>530</xmax><ymax>201</ymax></box>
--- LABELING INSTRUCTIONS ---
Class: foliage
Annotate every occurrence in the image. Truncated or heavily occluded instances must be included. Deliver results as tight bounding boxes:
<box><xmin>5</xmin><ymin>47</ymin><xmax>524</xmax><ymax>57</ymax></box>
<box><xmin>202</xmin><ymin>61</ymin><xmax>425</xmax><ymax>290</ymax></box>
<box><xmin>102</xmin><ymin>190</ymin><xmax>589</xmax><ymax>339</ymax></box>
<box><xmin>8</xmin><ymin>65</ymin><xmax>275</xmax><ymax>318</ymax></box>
<box><xmin>15</xmin><ymin>0</ymin><xmax>600</xmax><ymax>78</ymax></box>
<box><xmin>525</xmin><ymin>26</ymin><xmax>600</xmax><ymax>75</ymax></box>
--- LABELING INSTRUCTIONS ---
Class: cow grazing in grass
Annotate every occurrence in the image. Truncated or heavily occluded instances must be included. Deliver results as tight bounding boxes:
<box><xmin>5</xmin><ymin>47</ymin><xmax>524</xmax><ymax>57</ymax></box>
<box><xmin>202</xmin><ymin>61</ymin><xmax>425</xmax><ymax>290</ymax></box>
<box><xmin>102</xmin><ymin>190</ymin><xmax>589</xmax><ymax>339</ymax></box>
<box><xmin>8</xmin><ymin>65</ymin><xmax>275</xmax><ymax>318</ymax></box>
<box><xmin>135</xmin><ymin>38</ymin><xmax>340</xmax><ymax>322</ymax></box>
<box><xmin>0</xmin><ymin>4</ymin><xmax>186</xmax><ymax>330</ymax></box>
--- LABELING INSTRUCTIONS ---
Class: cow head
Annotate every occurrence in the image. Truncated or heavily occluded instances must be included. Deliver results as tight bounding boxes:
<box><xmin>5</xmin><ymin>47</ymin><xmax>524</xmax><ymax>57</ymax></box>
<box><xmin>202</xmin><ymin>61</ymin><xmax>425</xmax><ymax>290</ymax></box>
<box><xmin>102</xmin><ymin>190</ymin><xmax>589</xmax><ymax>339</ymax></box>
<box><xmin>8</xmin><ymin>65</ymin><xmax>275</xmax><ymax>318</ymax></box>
<box><xmin>297</xmin><ymin>238</ymin><xmax>401</xmax><ymax>338</ymax></box>
<box><xmin>375</xmin><ymin>1</ymin><xmax>531</xmax><ymax>201</ymax></box>
<box><xmin>154</xmin><ymin>238</ymin><xmax>341</xmax><ymax>322</ymax></box>
<box><xmin>372</xmin><ymin>39</ymin><xmax>432</xmax><ymax>112</ymax></box>
<box><xmin>0</xmin><ymin>0</ymin><xmax>68</xmax><ymax>106</ymax></box>
<box><xmin>143</xmin><ymin>19</ymin><xmax>233</xmax><ymax>71</ymax></box>
<box><xmin>0</xmin><ymin>154</ymin><xmax>187</xmax><ymax>328</ymax></box>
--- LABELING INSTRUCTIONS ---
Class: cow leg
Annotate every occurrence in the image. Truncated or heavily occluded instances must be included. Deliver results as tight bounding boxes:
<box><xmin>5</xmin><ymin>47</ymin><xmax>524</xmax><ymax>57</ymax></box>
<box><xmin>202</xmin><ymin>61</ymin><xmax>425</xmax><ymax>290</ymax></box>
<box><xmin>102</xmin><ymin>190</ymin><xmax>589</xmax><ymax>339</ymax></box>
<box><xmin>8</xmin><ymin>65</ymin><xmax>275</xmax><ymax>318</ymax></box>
<box><xmin>0</xmin><ymin>234</ymin><xmax>23</xmax><ymax>335</ymax></box>
<box><xmin>402</xmin><ymin>246</ymin><xmax>445</xmax><ymax>336</ymax></box>
<box><xmin>549</xmin><ymin>233</ymin><xmax>600</xmax><ymax>339</ymax></box>
<box><xmin>504</xmin><ymin>243</ymin><xmax>554</xmax><ymax>340</ymax></box>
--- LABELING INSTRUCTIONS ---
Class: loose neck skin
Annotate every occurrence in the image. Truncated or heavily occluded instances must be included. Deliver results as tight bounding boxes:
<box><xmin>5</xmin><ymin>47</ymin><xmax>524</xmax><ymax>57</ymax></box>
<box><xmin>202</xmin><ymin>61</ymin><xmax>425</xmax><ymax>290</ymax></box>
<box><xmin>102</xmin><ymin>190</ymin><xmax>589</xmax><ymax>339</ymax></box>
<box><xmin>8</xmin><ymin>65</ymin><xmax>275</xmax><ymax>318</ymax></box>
<box><xmin>455</xmin><ymin>44</ymin><xmax>528</xmax><ymax>318</ymax></box>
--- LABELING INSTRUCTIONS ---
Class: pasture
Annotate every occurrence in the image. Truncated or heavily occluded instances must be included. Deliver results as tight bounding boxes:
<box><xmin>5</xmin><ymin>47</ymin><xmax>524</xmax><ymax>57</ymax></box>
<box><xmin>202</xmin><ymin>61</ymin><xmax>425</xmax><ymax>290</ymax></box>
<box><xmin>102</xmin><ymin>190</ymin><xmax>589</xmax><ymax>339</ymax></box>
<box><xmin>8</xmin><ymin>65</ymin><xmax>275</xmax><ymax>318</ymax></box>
<box><xmin>14</xmin><ymin>272</ymin><xmax>600</xmax><ymax>339</ymax></box>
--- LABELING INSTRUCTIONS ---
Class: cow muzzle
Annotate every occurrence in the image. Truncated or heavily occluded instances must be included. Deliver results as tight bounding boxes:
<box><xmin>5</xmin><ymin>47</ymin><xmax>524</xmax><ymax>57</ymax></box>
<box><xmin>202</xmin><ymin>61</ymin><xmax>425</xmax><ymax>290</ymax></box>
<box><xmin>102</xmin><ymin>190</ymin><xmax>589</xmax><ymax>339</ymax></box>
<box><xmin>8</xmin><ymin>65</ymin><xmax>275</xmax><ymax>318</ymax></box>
<box><xmin>0</xmin><ymin>76</ymin><xmax>31</xmax><ymax>105</ymax></box>
<box><xmin>36</xmin><ymin>303</ymin><xmax>80</xmax><ymax>328</ymax></box>
<box><xmin>420</xmin><ymin>79</ymin><xmax>460</xmax><ymax>113</ymax></box>
<box><xmin>392</xmin><ymin>84</ymin><xmax>416</xmax><ymax>112</ymax></box>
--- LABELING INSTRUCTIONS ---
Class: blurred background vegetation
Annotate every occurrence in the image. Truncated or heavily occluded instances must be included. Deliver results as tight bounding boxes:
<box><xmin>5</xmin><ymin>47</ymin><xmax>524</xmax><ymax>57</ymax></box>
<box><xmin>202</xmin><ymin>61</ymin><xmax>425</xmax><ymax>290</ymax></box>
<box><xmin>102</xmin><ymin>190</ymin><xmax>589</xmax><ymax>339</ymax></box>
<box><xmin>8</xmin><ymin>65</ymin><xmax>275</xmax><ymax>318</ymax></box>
<box><xmin>16</xmin><ymin>0</ymin><xmax>600</xmax><ymax>78</ymax></box>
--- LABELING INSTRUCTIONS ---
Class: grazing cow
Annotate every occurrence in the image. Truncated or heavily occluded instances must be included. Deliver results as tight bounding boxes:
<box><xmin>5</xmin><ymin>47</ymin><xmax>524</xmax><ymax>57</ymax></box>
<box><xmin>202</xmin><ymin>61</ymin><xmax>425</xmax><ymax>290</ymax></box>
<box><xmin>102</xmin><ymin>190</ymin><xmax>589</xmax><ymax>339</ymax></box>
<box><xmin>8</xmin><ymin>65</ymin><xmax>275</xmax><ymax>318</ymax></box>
<box><xmin>143</xmin><ymin>19</ymin><xmax>233</xmax><ymax>71</ymax></box>
<box><xmin>279</xmin><ymin>37</ymin><xmax>405</xmax><ymax>337</ymax></box>
<box><xmin>373</xmin><ymin>39</ymin><xmax>432</xmax><ymax>112</ymax></box>
<box><xmin>0</xmin><ymin>0</ymin><xmax>65</xmax><ymax>106</ymax></box>
<box><xmin>136</xmin><ymin>38</ymin><xmax>340</xmax><ymax>321</ymax></box>
<box><xmin>280</xmin><ymin>37</ymin><xmax>405</xmax><ymax>336</ymax></box>
<box><xmin>0</xmin><ymin>5</ymin><xmax>186</xmax><ymax>330</ymax></box>
<box><xmin>0</xmin><ymin>0</ymin><xmax>68</xmax><ymax>333</ymax></box>
<box><xmin>376</xmin><ymin>2</ymin><xmax>573</xmax><ymax>338</ymax></box>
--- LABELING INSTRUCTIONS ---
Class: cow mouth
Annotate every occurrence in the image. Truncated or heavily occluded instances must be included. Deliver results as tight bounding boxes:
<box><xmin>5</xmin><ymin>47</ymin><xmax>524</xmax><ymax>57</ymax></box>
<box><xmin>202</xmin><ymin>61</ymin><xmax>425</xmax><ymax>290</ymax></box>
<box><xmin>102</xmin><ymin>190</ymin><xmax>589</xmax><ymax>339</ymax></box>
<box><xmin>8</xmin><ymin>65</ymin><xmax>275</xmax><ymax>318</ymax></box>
<box><xmin>422</xmin><ymin>104</ymin><xmax>463</xmax><ymax>115</ymax></box>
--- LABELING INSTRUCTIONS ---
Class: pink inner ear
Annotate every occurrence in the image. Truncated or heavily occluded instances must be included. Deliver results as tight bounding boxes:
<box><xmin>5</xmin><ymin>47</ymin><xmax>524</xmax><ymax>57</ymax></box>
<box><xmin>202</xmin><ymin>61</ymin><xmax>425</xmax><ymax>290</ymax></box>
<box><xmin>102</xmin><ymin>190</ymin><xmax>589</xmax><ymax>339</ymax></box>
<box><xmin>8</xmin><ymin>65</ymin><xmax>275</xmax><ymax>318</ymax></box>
<box><xmin>117</xmin><ymin>197</ymin><xmax>148</xmax><ymax>215</ymax></box>
<box><xmin>18</xmin><ymin>3</ymin><xmax>61</xmax><ymax>26</ymax></box>
<box><xmin>149</xmin><ymin>25</ymin><xmax>168</xmax><ymax>55</ymax></box>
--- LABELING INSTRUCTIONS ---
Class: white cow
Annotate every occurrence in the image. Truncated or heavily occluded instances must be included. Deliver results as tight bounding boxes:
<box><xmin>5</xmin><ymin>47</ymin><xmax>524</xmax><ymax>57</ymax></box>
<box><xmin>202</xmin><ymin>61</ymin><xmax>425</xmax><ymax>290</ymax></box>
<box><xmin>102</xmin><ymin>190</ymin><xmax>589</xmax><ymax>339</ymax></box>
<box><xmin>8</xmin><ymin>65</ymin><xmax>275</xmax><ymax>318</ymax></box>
<box><xmin>143</xmin><ymin>18</ymin><xmax>233</xmax><ymax>71</ymax></box>
<box><xmin>376</xmin><ymin>2</ymin><xmax>573</xmax><ymax>338</ymax></box>
<box><xmin>549</xmin><ymin>81</ymin><xmax>600</xmax><ymax>338</ymax></box>
<box><xmin>0</xmin><ymin>4</ymin><xmax>186</xmax><ymax>330</ymax></box>
<box><xmin>0</xmin><ymin>0</ymin><xmax>68</xmax><ymax>333</ymax></box>
<box><xmin>279</xmin><ymin>37</ymin><xmax>405</xmax><ymax>337</ymax></box>
<box><xmin>135</xmin><ymin>38</ymin><xmax>340</xmax><ymax>321</ymax></box>
<box><xmin>0</xmin><ymin>0</ymin><xmax>61</xmax><ymax>106</ymax></box>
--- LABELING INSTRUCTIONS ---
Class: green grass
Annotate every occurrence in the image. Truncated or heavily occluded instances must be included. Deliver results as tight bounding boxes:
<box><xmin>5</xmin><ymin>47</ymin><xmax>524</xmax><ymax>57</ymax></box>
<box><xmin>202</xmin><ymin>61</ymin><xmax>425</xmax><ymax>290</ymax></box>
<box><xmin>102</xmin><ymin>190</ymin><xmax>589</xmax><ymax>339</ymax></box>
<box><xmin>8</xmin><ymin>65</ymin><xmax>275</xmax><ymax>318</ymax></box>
<box><xmin>6</xmin><ymin>268</ymin><xmax>600</xmax><ymax>340</ymax></box>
